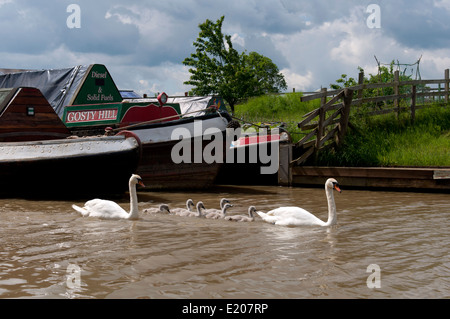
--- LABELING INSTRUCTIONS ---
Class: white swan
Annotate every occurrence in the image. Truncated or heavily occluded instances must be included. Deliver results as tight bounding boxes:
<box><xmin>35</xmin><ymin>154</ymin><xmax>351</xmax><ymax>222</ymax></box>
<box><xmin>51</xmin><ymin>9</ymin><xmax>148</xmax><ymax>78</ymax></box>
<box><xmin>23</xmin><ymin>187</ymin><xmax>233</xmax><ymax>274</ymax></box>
<box><xmin>205</xmin><ymin>203</ymin><xmax>233</xmax><ymax>219</ymax></box>
<box><xmin>204</xmin><ymin>198</ymin><xmax>231</xmax><ymax>214</ymax></box>
<box><xmin>143</xmin><ymin>204</ymin><xmax>171</xmax><ymax>214</ymax></box>
<box><xmin>225</xmin><ymin>206</ymin><xmax>256</xmax><ymax>222</ymax></box>
<box><xmin>175</xmin><ymin>201</ymin><xmax>205</xmax><ymax>218</ymax></box>
<box><xmin>257</xmin><ymin>178</ymin><xmax>342</xmax><ymax>227</ymax></box>
<box><xmin>72</xmin><ymin>174</ymin><xmax>145</xmax><ymax>220</ymax></box>
<box><xmin>171</xmin><ymin>199</ymin><xmax>195</xmax><ymax>215</ymax></box>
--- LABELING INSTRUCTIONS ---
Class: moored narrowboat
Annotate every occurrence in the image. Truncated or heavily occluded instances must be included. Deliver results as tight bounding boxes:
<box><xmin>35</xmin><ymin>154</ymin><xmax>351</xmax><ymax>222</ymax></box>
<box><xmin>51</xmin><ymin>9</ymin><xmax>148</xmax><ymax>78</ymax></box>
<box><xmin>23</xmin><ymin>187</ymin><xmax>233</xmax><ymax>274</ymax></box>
<box><xmin>0</xmin><ymin>64</ymin><xmax>233</xmax><ymax>189</ymax></box>
<box><xmin>0</xmin><ymin>87</ymin><xmax>141</xmax><ymax>197</ymax></box>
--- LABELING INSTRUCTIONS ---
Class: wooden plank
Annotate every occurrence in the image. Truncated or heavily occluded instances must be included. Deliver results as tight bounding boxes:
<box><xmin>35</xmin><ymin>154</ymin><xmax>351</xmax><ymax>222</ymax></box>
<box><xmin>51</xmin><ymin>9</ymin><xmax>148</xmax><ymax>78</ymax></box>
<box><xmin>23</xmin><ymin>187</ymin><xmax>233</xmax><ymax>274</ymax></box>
<box><xmin>278</xmin><ymin>143</ymin><xmax>292</xmax><ymax>186</ymax></box>
<box><xmin>301</xmin><ymin>139</ymin><xmax>316</xmax><ymax>149</ymax></box>
<box><xmin>433</xmin><ymin>170</ymin><xmax>450</xmax><ymax>179</ymax></box>
<box><xmin>290</xmin><ymin>147</ymin><xmax>314</xmax><ymax>165</ymax></box>
<box><xmin>291</xmin><ymin>174</ymin><xmax>450</xmax><ymax>191</ymax></box>
<box><xmin>300</xmin><ymin>123</ymin><xmax>318</xmax><ymax>131</ymax></box>
<box><xmin>416</xmin><ymin>91</ymin><xmax>448</xmax><ymax>98</ymax></box>
<box><xmin>318</xmin><ymin>126</ymin><xmax>339</xmax><ymax>148</ymax></box>
<box><xmin>298</xmin><ymin>109</ymin><xmax>320</xmax><ymax>128</ymax></box>
<box><xmin>300</xmin><ymin>89</ymin><xmax>342</xmax><ymax>102</ymax></box>
<box><xmin>321</xmin><ymin>90</ymin><xmax>344</xmax><ymax>111</ymax></box>
<box><xmin>292</xmin><ymin>166</ymin><xmax>436</xmax><ymax>180</ymax></box>
<box><xmin>322</xmin><ymin>109</ymin><xmax>341</xmax><ymax>128</ymax></box>
<box><xmin>295</xmin><ymin>129</ymin><xmax>317</xmax><ymax>146</ymax></box>
<box><xmin>354</xmin><ymin>93</ymin><xmax>411</xmax><ymax>105</ymax></box>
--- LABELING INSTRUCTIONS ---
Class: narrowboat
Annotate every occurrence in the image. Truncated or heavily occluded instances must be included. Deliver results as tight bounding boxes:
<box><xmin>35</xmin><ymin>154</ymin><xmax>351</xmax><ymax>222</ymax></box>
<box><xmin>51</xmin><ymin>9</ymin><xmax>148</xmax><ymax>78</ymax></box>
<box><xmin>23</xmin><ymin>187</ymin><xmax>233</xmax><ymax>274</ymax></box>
<box><xmin>0</xmin><ymin>64</ymin><xmax>233</xmax><ymax>189</ymax></box>
<box><xmin>0</xmin><ymin>87</ymin><xmax>141</xmax><ymax>197</ymax></box>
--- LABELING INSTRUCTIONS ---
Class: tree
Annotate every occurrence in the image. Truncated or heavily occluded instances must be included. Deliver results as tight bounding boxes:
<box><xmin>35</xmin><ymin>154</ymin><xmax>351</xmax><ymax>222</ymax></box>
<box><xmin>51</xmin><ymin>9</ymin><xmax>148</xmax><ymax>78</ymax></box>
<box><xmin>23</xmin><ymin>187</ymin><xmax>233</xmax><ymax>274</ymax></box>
<box><xmin>183</xmin><ymin>16</ymin><xmax>287</xmax><ymax>113</ymax></box>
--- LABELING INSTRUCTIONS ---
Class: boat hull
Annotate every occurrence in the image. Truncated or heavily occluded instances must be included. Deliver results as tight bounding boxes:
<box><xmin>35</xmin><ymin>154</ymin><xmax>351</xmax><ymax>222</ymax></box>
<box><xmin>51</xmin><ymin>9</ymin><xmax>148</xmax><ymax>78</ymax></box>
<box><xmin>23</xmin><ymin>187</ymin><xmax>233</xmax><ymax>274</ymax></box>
<box><xmin>129</xmin><ymin>112</ymin><xmax>231</xmax><ymax>189</ymax></box>
<box><xmin>0</xmin><ymin>135</ymin><xmax>141</xmax><ymax>197</ymax></box>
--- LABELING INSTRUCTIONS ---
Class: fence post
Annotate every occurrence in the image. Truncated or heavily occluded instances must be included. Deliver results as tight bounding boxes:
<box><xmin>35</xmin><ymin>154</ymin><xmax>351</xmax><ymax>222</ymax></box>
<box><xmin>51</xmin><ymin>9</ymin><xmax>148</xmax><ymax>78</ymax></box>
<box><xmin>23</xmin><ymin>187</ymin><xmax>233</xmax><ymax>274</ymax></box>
<box><xmin>357</xmin><ymin>71</ymin><xmax>364</xmax><ymax>115</ymax></box>
<box><xmin>315</xmin><ymin>88</ymin><xmax>327</xmax><ymax>153</ymax></box>
<box><xmin>357</xmin><ymin>71</ymin><xmax>364</xmax><ymax>103</ymax></box>
<box><xmin>445</xmin><ymin>69</ymin><xmax>449</xmax><ymax>104</ymax></box>
<box><xmin>394</xmin><ymin>70</ymin><xmax>400</xmax><ymax>118</ymax></box>
<box><xmin>411</xmin><ymin>85</ymin><xmax>416</xmax><ymax>124</ymax></box>
<box><xmin>337</xmin><ymin>88</ymin><xmax>353</xmax><ymax>145</ymax></box>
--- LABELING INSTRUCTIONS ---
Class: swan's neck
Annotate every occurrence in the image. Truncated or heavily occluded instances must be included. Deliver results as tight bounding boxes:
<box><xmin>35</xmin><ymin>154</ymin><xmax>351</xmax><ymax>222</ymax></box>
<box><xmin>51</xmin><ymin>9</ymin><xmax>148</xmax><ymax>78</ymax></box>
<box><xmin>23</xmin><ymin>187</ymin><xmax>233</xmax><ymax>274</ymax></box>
<box><xmin>221</xmin><ymin>206</ymin><xmax>231</xmax><ymax>217</ymax></box>
<box><xmin>128</xmin><ymin>182</ymin><xmax>139</xmax><ymax>219</ymax></box>
<box><xmin>324</xmin><ymin>186</ymin><xmax>337</xmax><ymax>226</ymax></box>
<box><xmin>197</xmin><ymin>206</ymin><xmax>204</xmax><ymax>217</ymax></box>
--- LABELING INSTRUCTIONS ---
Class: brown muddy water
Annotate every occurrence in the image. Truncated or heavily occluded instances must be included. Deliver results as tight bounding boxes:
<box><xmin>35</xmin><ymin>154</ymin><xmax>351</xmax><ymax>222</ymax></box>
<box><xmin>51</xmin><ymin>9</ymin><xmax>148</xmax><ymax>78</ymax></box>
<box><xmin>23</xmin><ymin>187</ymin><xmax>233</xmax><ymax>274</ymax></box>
<box><xmin>0</xmin><ymin>185</ymin><xmax>448</xmax><ymax>299</ymax></box>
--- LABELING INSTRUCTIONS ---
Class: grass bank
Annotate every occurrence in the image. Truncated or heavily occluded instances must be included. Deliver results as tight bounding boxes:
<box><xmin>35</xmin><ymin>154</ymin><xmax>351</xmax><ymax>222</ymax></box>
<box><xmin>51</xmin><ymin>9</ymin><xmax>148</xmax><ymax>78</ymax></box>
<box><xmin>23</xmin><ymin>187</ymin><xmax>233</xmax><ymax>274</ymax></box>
<box><xmin>234</xmin><ymin>92</ymin><xmax>318</xmax><ymax>136</ymax></box>
<box><xmin>234</xmin><ymin>94</ymin><xmax>450</xmax><ymax>167</ymax></box>
<box><xmin>317</xmin><ymin>105</ymin><xmax>450</xmax><ymax>167</ymax></box>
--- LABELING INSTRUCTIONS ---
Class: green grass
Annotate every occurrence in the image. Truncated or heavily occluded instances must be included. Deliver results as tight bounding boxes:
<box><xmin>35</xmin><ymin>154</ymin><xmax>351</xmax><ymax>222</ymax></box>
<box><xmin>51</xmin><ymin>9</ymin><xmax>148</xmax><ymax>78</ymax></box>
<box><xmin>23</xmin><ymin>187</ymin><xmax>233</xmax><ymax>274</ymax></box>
<box><xmin>234</xmin><ymin>92</ymin><xmax>319</xmax><ymax>133</ymax></box>
<box><xmin>234</xmin><ymin>94</ymin><xmax>450</xmax><ymax>167</ymax></box>
<box><xmin>317</xmin><ymin>105</ymin><xmax>450</xmax><ymax>167</ymax></box>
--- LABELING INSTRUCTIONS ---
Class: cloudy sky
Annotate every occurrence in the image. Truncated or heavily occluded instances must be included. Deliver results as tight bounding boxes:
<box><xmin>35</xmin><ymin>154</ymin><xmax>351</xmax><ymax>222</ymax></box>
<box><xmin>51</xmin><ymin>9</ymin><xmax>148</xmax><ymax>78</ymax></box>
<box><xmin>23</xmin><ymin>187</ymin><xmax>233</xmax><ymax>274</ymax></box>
<box><xmin>1</xmin><ymin>0</ymin><xmax>450</xmax><ymax>97</ymax></box>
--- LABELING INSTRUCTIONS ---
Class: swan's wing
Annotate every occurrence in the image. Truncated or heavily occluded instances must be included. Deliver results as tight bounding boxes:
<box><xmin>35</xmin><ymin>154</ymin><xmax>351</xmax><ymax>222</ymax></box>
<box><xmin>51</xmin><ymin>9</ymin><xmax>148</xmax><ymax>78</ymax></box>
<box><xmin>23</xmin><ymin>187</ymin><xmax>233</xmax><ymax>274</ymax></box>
<box><xmin>144</xmin><ymin>207</ymin><xmax>163</xmax><ymax>214</ymax></box>
<box><xmin>225</xmin><ymin>215</ymin><xmax>243</xmax><ymax>221</ymax></box>
<box><xmin>267</xmin><ymin>206</ymin><xmax>310</xmax><ymax>216</ymax></box>
<box><xmin>173</xmin><ymin>208</ymin><xmax>191</xmax><ymax>216</ymax></box>
<box><xmin>265</xmin><ymin>207</ymin><xmax>325</xmax><ymax>226</ymax></box>
<box><xmin>204</xmin><ymin>208</ymin><xmax>221</xmax><ymax>214</ymax></box>
<box><xmin>205</xmin><ymin>211</ymin><xmax>221</xmax><ymax>219</ymax></box>
<box><xmin>81</xmin><ymin>199</ymin><xmax>128</xmax><ymax>219</ymax></box>
<box><xmin>256</xmin><ymin>211</ymin><xmax>281</xmax><ymax>224</ymax></box>
<box><xmin>72</xmin><ymin>204</ymin><xmax>89</xmax><ymax>216</ymax></box>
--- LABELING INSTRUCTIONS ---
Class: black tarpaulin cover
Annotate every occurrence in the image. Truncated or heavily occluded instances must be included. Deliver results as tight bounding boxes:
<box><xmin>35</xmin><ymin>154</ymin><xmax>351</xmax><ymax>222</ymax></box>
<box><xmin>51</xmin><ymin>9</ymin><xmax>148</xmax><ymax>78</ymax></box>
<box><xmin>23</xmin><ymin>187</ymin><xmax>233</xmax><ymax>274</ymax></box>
<box><xmin>0</xmin><ymin>65</ymin><xmax>89</xmax><ymax>118</ymax></box>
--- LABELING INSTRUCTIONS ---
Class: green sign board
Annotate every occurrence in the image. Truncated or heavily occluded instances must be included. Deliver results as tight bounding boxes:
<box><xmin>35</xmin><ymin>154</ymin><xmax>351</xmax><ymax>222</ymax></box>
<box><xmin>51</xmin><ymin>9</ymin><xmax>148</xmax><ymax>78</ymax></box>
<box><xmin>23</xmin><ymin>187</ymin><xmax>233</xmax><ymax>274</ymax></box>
<box><xmin>72</xmin><ymin>64</ymin><xmax>123</xmax><ymax>105</ymax></box>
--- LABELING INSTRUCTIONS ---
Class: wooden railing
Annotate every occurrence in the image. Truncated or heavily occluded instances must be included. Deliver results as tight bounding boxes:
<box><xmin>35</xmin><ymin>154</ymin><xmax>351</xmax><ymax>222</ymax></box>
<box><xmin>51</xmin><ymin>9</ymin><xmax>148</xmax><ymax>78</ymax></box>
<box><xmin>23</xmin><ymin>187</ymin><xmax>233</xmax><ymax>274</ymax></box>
<box><xmin>292</xmin><ymin>69</ymin><xmax>450</xmax><ymax>165</ymax></box>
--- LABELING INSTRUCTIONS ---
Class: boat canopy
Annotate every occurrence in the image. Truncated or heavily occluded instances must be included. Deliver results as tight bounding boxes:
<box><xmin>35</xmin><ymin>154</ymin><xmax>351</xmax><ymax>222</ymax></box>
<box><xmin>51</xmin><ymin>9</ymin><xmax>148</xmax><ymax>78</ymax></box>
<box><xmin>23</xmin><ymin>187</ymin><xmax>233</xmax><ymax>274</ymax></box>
<box><xmin>125</xmin><ymin>95</ymin><xmax>226</xmax><ymax>117</ymax></box>
<box><xmin>0</xmin><ymin>64</ymin><xmax>122</xmax><ymax>118</ymax></box>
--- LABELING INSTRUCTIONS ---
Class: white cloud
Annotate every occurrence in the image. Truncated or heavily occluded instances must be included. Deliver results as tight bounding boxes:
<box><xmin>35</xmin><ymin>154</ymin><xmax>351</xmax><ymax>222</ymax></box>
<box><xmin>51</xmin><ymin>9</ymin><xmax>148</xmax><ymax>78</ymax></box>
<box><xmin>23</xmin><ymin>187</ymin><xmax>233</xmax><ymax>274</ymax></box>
<box><xmin>434</xmin><ymin>0</ymin><xmax>450</xmax><ymax>10</ymax></box>
<box><xmin>1</xmin><ymin>0</ymin><xmax>450</xmax><ymax>96</ymax></box>
<box><xmin>280</xmin><ymin>69</ymin><xmax>314</xmax><ymax>92</ymax></box>
<box><xmin>231</xmin><ymin>33</ymin><xmax>245</xmax><ymax>47</ymax></box>
<box><xmin>0</xmin><ymin>0</ymin><xmax>12</xmax><ymax>6</ymax></box>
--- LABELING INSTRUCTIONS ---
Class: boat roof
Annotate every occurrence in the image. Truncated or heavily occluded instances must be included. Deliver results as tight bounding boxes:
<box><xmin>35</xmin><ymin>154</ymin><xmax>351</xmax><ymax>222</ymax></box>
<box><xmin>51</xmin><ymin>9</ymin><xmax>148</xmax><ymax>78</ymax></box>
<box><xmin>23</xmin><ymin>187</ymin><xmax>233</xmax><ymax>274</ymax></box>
<box><xmin>0</xmin><ymin>64</ymin><xmax>122</xmax><ymax>118</ymax></box>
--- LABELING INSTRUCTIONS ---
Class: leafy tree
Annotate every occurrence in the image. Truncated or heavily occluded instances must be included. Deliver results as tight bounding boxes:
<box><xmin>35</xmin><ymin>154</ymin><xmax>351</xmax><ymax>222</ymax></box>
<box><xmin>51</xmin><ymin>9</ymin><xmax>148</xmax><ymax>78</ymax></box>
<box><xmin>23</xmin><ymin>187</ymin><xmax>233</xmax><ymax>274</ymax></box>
<box><xmin>183</xmin><ymin>16</ymin><xmax>287</xmax><ymax>113</ymax></box>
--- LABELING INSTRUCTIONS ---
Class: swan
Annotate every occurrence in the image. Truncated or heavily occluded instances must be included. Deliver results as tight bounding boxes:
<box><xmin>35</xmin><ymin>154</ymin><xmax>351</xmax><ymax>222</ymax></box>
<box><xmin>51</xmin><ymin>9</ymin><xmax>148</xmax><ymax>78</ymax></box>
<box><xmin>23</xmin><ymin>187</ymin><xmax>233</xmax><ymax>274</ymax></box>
<box><xmin>225</xmin><ymin>206</ymin><xmax>256</xmax><ymax>222</ymax></box>
<box><xmin>175</xmin><ymin>201</ymin><xmax>205</xmax><ymax>218</ymax></box>
<box><xmin>143</xmin><ymin>204</ymin><xmax>171</xmax><ymax>214</ymax></box>
<box><xmin>204</xmin><ymin>198</ymin><xmax>231</xmax><ymax>214</ymax></box>
<box><xmin>257</xmin><ymin>178</ymin><xmax>342</xmax><ymax>227</ymax></box>
<box><xmin>205</xmin><ymin>203</ymin><xmax>233</xmax><ymax>219</ymax></box>
<box><xmin>170</xmin><ymin>199</ymin><xmax>195</xmax><ymax>215</ymax></box>
<box><xmin>72</xmin><ymin>174</ymin><xmax>145</xmax><ymax>220</ymax></box>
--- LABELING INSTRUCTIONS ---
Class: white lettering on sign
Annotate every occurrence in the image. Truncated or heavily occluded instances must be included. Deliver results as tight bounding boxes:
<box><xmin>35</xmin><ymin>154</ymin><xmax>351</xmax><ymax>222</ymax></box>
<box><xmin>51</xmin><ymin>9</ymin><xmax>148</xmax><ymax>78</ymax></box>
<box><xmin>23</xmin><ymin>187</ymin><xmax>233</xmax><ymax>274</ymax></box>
<box><xmin>66</xmin><ymin>109</ymin><xmax>118</xmax><ymax>123</ymax></box>
<box><xmin>86</xmin><ymin>94</ymin><xmax>114</xmax><ymax>102</ymax></box>
<box><xmin>92</xmin><ymin>71</ymin><xmax>107</xmax><ymax>79</ymax></box>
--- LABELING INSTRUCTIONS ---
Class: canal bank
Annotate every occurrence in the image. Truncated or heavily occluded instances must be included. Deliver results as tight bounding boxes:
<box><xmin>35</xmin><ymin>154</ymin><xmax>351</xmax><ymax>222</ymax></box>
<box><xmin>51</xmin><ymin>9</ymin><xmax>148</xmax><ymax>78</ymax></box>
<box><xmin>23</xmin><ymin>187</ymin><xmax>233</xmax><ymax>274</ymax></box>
<box><xmin>289</xmin><ymin>166</ymin><xmax>450</xmax><ymax>192</ymax></box>
<box><xmin>217</xmin><ymin>142</ymin><xmax>450</xmax><ymax>192</ymax></box>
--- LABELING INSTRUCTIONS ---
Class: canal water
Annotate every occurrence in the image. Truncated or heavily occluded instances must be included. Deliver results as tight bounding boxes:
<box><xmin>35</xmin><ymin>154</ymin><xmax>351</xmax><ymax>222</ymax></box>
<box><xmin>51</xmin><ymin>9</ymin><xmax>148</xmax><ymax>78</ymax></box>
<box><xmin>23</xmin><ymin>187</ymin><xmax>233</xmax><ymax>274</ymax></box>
<box><xmin>0</xmin><ymin>184</ymin><xmax>448</xmax><ymax>299</ymax></box>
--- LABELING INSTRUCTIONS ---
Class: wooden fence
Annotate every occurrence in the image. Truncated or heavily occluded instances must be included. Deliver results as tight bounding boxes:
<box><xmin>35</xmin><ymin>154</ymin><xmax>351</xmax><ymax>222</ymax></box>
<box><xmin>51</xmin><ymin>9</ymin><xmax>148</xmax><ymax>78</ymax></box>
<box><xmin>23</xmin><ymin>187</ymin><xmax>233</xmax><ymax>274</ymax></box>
<box><xmin>292</xmin><ymin>69</ymin><xmax>450</xmax><ymax>165</ymax></box>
